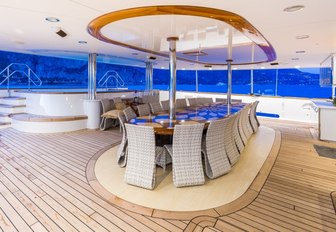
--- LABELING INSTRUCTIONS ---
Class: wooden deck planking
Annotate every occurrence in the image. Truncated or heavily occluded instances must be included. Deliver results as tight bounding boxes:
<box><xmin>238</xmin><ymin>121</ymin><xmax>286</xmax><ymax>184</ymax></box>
<box><xmin>0</xmin><ymin>119</ymin><xmax>335</xmax><ymax>231</ymax></box>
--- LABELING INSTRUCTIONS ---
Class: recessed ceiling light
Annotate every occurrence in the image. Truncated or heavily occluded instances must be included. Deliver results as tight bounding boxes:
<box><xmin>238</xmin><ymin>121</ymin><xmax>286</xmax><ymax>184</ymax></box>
<box><xmin>296</xmin><ymin>50</ymin><xmax>306</xmax><ymax>54</ymax></box>
<box><xmin>296</xmin><ymin>35</ymin><xmax>309</xmax><ymax>39</ymax></box>
<box><xmin>45</xmin><ymin>17</ymin><xmax>60</xmax><ymax>22</ymax></box>
<box><xmin>292</xmin><ymin>58</ymin><xmax>300</xmax><ymax>60</ymax></box>
<box><xmin>283</xmin><ymin>5</ymin><xmax>305</xmax><ymax>12</ymax></box>
<box><xmin>78</xmin><ymin>41</ymin><xmax>87</xmax><ymax>44</ymax></box>
<box><xmin>131</xmin><ymin>53</ymin><xmax>138</xmax><ymax>56</ymax></box>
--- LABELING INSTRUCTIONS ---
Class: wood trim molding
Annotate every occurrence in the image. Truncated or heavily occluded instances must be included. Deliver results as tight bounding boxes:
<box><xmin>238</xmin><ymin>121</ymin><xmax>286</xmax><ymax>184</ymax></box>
<box><xmin>87</xmin><ymin>5</ymin><xmax>276</xmax><ymax>66</ymax></box>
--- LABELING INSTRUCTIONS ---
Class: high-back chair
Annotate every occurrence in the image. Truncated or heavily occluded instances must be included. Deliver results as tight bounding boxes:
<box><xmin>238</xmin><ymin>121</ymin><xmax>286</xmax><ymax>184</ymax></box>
<box><xmin>123</xmin><ymin>107</ymin><xmax>137</xmax><ymax>122</ymax></box>
<box><xmin>215</xmin><ymin>98</ymin><xmax>227</xmax><ymax>104</ymax></box>
<box><xmin>100</xmin><ymin>98</ymin><xmax>114</xmax><ymax>130</ymax></box>
<box><xmin>176</xmin><ymin>98</ymin><xmax>187</xmax><ymax>109</ymax></box>
<box><xmin>233</xmin><ymin>111</ymin><xmax>245</xmax><ymax>153</ymax></box>
<box><xmin>137</xmin><ymin>103</ymin><xmax>151</xmax><ymax>116</ymax></box>
<box><xmin>149</xmin><ymin>101</ymin><xmax>163</xmax><ymax>114</ymax></box>
<box><xmin>202</xmin><ymin>119</ymin><xmax>231</xmax><ymax>179</ymax></box>
<box><xmin>224</xmin><ymin>114</ymin><xmax>241</xmax><ymax>165</ymax></box>
<box><xmin>197</xmin><ymin>97</ymin><xmax>213</xmax><ymax>105</ymax></box>
<box><xmin>188</xmin><ymin>98</ymin><xmax>197</xmax><ymax>107</ymax></box>
<box><xmin>124</xmin><ymin>124</ymin><xmax>168</xmax><ymax>189</ymax></box>
<box><xmin>160</xmin><ymin>100</ymin><xmax>170</xmax><ymax>111</ymax></box>
<box><xmin>117</xmin><ymin>111</ymin><xmax>127</xmax><ymax>167</ymax></box>
<box><xmin>249</xmin><ymin>101</ymin><xmax>260</xmax><ymax>132</ymax></box>
<box><xmin>241</xmin><ymin>103</ymin><xmax>254</xmax><ymax>139</ymax></box>
<box><xmin>164</xmin><ymin>123</ymin><xmax>205</xmax><ymax>187</ymax></box>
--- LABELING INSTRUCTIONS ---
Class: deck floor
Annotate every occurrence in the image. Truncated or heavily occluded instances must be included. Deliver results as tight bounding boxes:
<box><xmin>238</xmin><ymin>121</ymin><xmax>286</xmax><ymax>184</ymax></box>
<box><xmin>0</xmin><ymin>118</ymin><xmax>335</xmax><ymax>231</ymax></box>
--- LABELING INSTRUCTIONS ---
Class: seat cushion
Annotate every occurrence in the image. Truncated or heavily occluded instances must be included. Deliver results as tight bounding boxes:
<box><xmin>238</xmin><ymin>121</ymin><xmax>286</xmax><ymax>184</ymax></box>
<box><xmin>101</xmin><ymin>109</ymin><xmax>121</xmax><ymax>118</ymax></box>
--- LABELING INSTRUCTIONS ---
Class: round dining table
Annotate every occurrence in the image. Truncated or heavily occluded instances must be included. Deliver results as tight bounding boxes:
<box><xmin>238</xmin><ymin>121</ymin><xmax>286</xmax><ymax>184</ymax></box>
<box><xmin>128</xmin><ymin>102</ymin><xmax>246</xmax><ymax>135</ymax></box>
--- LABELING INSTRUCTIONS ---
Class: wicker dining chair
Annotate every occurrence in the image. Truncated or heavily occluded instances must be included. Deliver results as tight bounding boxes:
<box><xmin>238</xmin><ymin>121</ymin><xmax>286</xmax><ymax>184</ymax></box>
<box><xmin>187</xmin><ymin>98</ymin><xmax>197</xmax><ymax>107</ymax></box>
<box><xmin>249</xmin><ymin>101</ymin><xmax>260</xmax><ymax>132</ymax></box>
<box><xmin>238</xmin><ymin>106</ymin><xmax>249</xmax><ymax>145</ymax></box>
<box><xmin>124</xmin><ymin>124</ymin><xmax>168</xmax><ymax>189</ymax></box>
<box><xmin>176</xmin><ymin>98</ymin><xmax>187</xmax><ymax>109</ymax></box>
<box><xmin>233</xmin><ymin>111</ymin><xmax>245</xmax><ymax>153</ymax></box>
<box><xmin>241</xmin><ymin>103</ymin><xmax>254</xmax><ymax>139</ymax></box>
<box><xmin>202</xmin><ymin>118</ymin><xmax>231</xmax><ymax>179</ymax></box>
<box><xmin>137</xmin><ymin>104</ymin><xmax>151</xmax><ymax>116</ymax></box>
<box><xmin>117</xmin><ymin>111</ymin><xmax>127</xmax><ymax>167</ymax></box>
<box><xmin>99</xmin><ymin>98</ymin><xmax>114</xmax><ymax>130</ymax></box>
<box><xmin>224</xmin><ymin>114</ymin><xmax>241</xmax><ymax>165</ymax></box>
<box><xmin>123</xmin><ymin>107</ymin><xmax>137</xmax><ymax>122</ymax></box>
<box><xmin>164</xmin><ymin>123</ymin><xmax>205</xmax><ymax>187</ymax></box>
<box><xmin>149</xmin><ymin>101</ymin><xmax>164</xmax><ymax>114</ymax></box>
<box><xmin>160</xmin><ymin>100</ymin><xmax>170</xmax><ymax>111</ymax></box>
<box><xmin>215</xmin><ymin>98</ymin><xmax>227</xmax><ymax>103</ymax></box>
<box><xmin>197</xmin><ymin>97</ymin><xmax>213</xmax><ymax>105</ymax></box>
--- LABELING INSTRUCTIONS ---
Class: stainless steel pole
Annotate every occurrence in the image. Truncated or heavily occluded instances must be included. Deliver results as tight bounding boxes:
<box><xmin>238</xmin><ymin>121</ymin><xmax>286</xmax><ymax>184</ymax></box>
<box><xmin>88</xmin><ymin>53</ymin><xmax>97</xmax><ymax>100</ymax></box>
<box><xmin>227</xmin><ymin>28</ymin><xmax>233</xmax><ymax>114</ymax></box>
<box><xmin>251</xmin><ymin>43</ymin><xmax>255</xmax><ymax>94</ymax></box>
<box><xmin>167</xmin><ymin>37</ymin><xmax>178</xmax><ymax>121</ymax></box>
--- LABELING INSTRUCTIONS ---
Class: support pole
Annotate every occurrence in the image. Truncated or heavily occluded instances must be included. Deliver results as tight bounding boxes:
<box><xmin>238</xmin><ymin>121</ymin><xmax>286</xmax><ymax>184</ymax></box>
<box><xmin>251</xmin><ymin>44</ymin><xmax>255</xmax><ymax>94</ymax></box>
<box><xmin>145</xmin><ymin>62</ymin><xmax>153</xmax><ymax>96</ymax></box>
<box><xmin>88</xmin><ymin>53</ymin><xmax>97</xmax><ymax>100</ymax></box>
<box><xmin>167</xmin><ymin>37</ymin><xmax>178</xmax><ymax>121</ymax></box>
<box><xmin>227</xmin><ymin>28</ymin><xmax>233</xmax><ymax>114</ymax></box>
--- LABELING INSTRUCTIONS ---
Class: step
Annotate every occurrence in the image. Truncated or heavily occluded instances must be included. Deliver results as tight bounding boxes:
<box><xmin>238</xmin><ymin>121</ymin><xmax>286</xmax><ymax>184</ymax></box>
<box><xmin>0</xmin><ymin>96</ymin><xmax>26</xmax><ymax>105</ymax></box>
<box><xmin>0</xmin><ymin>104</ymin><xmax>26</xmax><ymax>113</ymax></box>
<box><xmin>10</xmin><ymin>114</ymin><xmax>88</xmax><ymax>133</ymax></box>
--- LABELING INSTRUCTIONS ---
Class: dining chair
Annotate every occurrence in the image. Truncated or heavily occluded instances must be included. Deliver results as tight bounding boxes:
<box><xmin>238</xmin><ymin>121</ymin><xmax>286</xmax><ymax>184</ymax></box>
<box><xmin>123</xmin><ymin>107</ymin><xmax>137</xmax><ymax>122</ymax></box>
<box><xmin>117</xmin><ymin>111</ymin><xmax>127</xmax><ymax>167</ymax></box>
<box><xmin>202</xmin><ymin>118</ymin><xmax>231</xmax><ymax>179</ymax></box>
<box><xmin>215</xmin><ymin>98</ymin><xmax>227</xmax><ymax>103</ymax></box>
<box><xmin>249</xmin><ymin>101</ymin><xmax>260</xmax><ymax>132</ymax></box>
<box><xmin>224</xmin><ymin>114</ymin><xmax>241</xmax><ymax>165</ymax></box>
<box><xmin>233</xmin><ymin>111</ymin><xmax>245</xmax><ymax>153</ymax></box>
<box><xmin>99</xmin><ymin>98</ymin><xmax>114</xmax><ymax>130</ymax></box>
<box><xmin>124</xmin><ymin>124</ymin><xmax>168</xmax><ymax>189</ymax></box>
<box><xmin>176</xmin><ymin>98</ymin><xmax>187</xmax><ymax>109</ymax></box>
<box><xmin>197</xmin><ymin>97</ymin><xmax>213</xmax><ymax>105</ymax></box>
<box><xmin>149</xmin><ymin>101</ymin><xmax>164</xmax><ymax>114</ymax></box>
<box><xmin>164</xmin><ymin>123</ymin><xmax>205</xmax><ymax>187</ymax></box>
<box><xmin>160</xmin><ymin>100</ymin><xmax>169</xmax><ymax>111</ymax></box>
<box><xmin>187</xmin><ymin>98</ymin><xmax>197</xmax><ymax>107</ymax></box>
<box><xmin>137</xmin><ymin>103</ymin><xmax>151</xmax><ymax>116</ymax></box>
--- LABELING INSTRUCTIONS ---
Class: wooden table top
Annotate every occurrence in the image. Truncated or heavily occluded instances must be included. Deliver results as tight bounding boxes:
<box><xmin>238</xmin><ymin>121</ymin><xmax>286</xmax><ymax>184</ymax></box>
<box><xmin>128</xmin><ymin>102</ymin><xmax>246</xmax><ymax>135</ymax></box>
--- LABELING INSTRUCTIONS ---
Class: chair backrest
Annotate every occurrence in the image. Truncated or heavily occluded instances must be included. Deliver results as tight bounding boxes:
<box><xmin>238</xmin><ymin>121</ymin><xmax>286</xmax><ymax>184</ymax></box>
<box><xmin>100</xmin><ymin>99</ymin><xmax>113</xmax><ymax>113</ymax></box>
<box><xmin>232</xmin><ymin>99</ymin><xmax>243</xmax><ymax>104</ymax></box>
<box><xmin>224</xmin><ymin>114</ymin><xmax>241</xmax><ymax>165</ymax></box>
<box><xmin>188</xmin><ymin>98</ymin><xmax>197</xmax><ymax>107</ymax></box>
<box><xmin>149</xmin><ymin>101</ymin><xmax>163</xmax><ymax>114</ymax></box>
<box><xmin>197</xmin><ymin>97</ymin><xmax>213</xmax><ymax>105</ymax></box>
<box><xmin>117</xmin><ymin>111</ymin><xmax>127</xmax><ymax>167</ymax></box>
<box><xmin>241</xmin><ymin>103</ymin><xmax>254</xmax><ymax>139</ymax></box>
<box><xmin>125</xmin><ymin>124</ymin><xmax>156</xmax><ymax>189</ymax></box>
<box><xmin>123</xmin><ymin>107</ymin><xmax>137</xmax><ymax>122</ymax></box>
<box><xmin>233</xmin><ymin>111</ymin><xmax>245</xmax><ymax>153</ymax></box>
<box><xmin>249</xmin><ymin>101</ymin><xmax>260</xmax><ymax>132</ymax></box>
<box><xmin>172</xmin><ymin>123</ymin><xmax>205</xmax><ymax>187</ymax></box>
<box><xmin>203</xmin><ymin>119</ymin><xmax>231</xmax><ymax>179</ymax></box>
<box><xmin>161</xmin><ymin>100</ymin><xmax>169</xmax><ymax>111</ymax></box>
<box><xmin>137</xmin><ymin>104</ymin><xmax>151</xmax><ymax>116</ymax></box>
<box><xmin>176</xmin><ymin>98</ymin><xmax>187</xmax><ymax>109</ymax></box>
<box><xmin>112</xmin><ymin>97</ymin><xmax>122</xmax><ymax>103</ymax></box>
<box><xmin>215</xmin><ymin>98</ymin><xmax>227</xmax><ymax>103</ymax></box>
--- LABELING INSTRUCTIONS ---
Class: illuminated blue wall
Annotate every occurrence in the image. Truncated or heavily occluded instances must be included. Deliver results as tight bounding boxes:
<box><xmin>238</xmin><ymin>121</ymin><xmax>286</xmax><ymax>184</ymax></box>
<box><xmin>0</xmin><ymin>50</ymin><xmax>332</xmax><ymax>98</ymax></box>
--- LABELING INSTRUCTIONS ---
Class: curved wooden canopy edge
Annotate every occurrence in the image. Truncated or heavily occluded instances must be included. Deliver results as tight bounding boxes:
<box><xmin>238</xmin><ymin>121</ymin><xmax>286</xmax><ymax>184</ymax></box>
<box><xmin>87</xmin><ymin>5</ymin><xmax>277</xmax><ymax>66</ymax></box>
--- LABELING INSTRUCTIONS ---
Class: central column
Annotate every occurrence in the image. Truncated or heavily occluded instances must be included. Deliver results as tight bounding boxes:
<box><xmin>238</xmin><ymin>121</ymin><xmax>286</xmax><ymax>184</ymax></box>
<box><xmin>145</xmin><ymin>62</ymin><xmax>153</xmax><ymax>95</ymax></box>
<box><xmin>227</xmin><ymin>28</ymin><xmax>233</xmax><ymax>114</ymax></box>
<box><xmin>88</xmin><ymin>53</ymin><xmax>97</xmax><ymax>100</ymax></box>
<box><xmin>167</xmin><ymin>37</ymin><xmax>178</xmax><ymax>121</ymax></box>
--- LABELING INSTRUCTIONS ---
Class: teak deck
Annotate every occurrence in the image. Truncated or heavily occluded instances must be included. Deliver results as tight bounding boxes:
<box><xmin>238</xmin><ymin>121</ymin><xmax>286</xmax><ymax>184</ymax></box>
<box><xmin>0</xmin><ymin>118</ymin><xmax>335</xmax><ymax>231</ymax></box>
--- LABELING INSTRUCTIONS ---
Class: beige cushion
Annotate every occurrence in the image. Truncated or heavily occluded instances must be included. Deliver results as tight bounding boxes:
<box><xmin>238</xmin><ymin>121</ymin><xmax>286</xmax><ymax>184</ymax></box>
<box><xmin>101</xmin><ymin>109</ymin><xmax>120</xmax><ymax>118</ymax></box>
<box><xmin>115</xmin><ymin>102</ymin><xmax>127</xmax><ymax>110</ymax></box>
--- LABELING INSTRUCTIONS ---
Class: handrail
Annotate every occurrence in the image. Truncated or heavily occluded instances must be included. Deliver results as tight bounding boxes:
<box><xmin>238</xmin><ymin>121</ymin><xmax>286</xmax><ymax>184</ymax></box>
<box><xmin>0</xmin><ymin>63</ymin><xmax>42</xmax><ymax>91</ymax></box>
<box><xmin>98</xmin><ymin>70</ymin><xmax>125</xmax><ymax>89</ymax></box>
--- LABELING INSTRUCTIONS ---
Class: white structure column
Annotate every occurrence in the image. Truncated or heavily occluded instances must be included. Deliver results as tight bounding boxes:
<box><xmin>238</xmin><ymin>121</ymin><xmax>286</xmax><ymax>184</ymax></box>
<box><xmin>167</xmin><ymin>37</ymin><xmax>178</xmax><ymax>121</ymax></box>
<box><xmin>145</xmin><ymin>61</ymin><xmax>153</xmax><ymax>95</ymax></box>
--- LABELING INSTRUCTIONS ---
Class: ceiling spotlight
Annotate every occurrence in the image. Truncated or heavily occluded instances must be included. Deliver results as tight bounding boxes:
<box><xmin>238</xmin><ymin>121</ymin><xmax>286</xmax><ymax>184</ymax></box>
<box><xmin>296</xmin><ymin>50</ymin><xmax>306</xmax><ymax>54</ymax></box>
<box><xmin>45</xmin><ymin>17</ymin><xmax>60</xmax><ymax>22</ymax></box>
<box><xmin>292</xmin><ymin>58</ymin><xmax>300</xmax><ymax>60</ymax></box>
<box><xmin>131</xmin><ymin>53</ymin><xmax>138</xmax><ymax>56</ymax></box>
<box><xmin>296</xmin><ymin>35</ymin><xmax>309</xmax><ymax>39</ymax></box>
<box><xmin>283</xmin><ymin>5</ymin><xmax>305</xmax><ymax>12</ymax></box>
<box><xmin>78</xmin><ymin>41</ymin><xmax>87</xmax><ymax>44</ymax></box>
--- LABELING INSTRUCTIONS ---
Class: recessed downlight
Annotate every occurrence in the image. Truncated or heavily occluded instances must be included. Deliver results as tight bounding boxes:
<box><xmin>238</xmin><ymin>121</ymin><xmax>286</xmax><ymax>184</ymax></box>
<box><xmin>283</xmin><ymin>5</ymin><xmax>305</xmax><ymax>12</ymax></box>
<box><xmin>45</xmin><ymin>17</ymin><xmax>60</xmax><ymax>22</ymax></box>
<box><xmin>292</xmin><ymin>58</ymin><xmax>300</xmax><ymax>60</ymax></box>
<box><xmin>296</xmin><ymin>50</ymin><xmax>306</xmax><ymax>54</ymax></box>
<box><xmin>78</xmin><ymin>40</ymin><xmax>87</xmax><ymax>44</ymax></box>
<box><xmin>296</xmin><ymin>35</ymin><xmax>309</xmax><ymax>39</ymax></box>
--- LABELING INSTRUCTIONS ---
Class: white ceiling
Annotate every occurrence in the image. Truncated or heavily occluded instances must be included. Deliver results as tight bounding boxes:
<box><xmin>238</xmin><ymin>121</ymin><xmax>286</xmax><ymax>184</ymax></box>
<box><xmin>0</xmin><ymin>0</ymin><xmax>335</xmax><ymax>70</ymax></box>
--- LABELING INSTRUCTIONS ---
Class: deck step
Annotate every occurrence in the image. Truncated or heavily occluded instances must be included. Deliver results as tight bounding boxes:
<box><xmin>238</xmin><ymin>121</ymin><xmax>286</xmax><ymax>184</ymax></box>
<box><xmin>10</xmin><ymin>113</ymin><xmax>88</xmax><ymax>122</ymax></box>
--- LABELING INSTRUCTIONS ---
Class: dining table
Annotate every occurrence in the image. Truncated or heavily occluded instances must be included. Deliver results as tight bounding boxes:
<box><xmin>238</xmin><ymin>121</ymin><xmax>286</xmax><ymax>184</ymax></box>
<box><xmin>128</xmin><ymin>102</ymin><xmax>246</xmax><ymax>135</ymax></box>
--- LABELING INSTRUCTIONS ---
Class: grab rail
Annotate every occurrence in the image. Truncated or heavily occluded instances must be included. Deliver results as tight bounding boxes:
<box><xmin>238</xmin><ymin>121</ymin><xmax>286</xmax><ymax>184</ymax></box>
<box><xmin>98</xmin><ymin>70</ymin><xmax>125</xmax><ymax>89</ymax></box>
<box><xmin>0</xmin><ymin>63</ymin><xmax>42</xmax><ymax>93</ymax></box>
